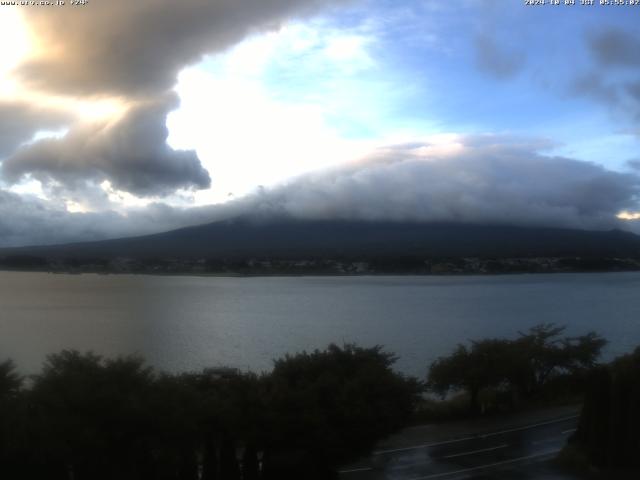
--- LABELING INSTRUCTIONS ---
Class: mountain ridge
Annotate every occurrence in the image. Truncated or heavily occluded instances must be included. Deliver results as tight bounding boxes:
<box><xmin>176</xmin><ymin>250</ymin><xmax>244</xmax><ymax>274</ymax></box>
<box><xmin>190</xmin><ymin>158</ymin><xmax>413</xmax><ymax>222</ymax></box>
<box><xmin>2</xmin><ymin>217</ymin><xmax>640</xmax><ymax>261</ymax></box>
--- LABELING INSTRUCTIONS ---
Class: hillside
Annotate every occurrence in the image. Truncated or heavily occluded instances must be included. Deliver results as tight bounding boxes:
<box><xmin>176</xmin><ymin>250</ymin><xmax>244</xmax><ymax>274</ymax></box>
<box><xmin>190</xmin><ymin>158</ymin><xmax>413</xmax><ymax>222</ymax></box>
<box><xmin>2</xmin><ymin>218</ymin><xmax>640</xmax><ymax>265</ymax></box>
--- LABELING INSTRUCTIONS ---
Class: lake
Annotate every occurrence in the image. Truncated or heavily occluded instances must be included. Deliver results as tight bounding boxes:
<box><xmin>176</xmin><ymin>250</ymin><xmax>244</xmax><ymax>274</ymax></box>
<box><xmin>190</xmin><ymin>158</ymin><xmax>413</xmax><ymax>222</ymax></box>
<box><xmin>0</xmin><ymin>271</ymin><xmax>638</xmax><ymax>377</ymax></box>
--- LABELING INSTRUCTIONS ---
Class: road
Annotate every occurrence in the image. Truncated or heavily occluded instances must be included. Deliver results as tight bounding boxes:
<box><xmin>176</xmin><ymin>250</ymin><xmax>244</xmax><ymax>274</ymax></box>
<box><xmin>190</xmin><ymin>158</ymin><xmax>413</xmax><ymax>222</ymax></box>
<box><xmin>339</xmin><ymin>412</ymin><xmax>580</xmax><ymax>480</ymax></box>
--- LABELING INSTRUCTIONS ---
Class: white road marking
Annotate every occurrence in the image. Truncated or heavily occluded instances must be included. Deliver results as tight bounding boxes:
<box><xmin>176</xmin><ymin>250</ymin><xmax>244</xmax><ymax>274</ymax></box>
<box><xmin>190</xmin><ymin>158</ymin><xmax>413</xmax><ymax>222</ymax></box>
<box><xmin>561</xmin><ymin>428</ymin><xmax>576</xmax><ymax>435</ymax></box>
<box><xmin>373</xmin><ymin>436</ymin><xmax>479</xmax><ymax>456</ymax></box>
<box><xmin>388</xmin><ymin>459</ymin><xmax>434</xmax><ymax>471</ymax></box>
<box><xmin>339</xmin><ymin>466</ymin><xmax>373</xmax><ymax>474</ymax></box>
<box><xmin>372</xmin><ymin>415</ymin><xmax>578</xmax><ymax>455</ymax></box>
<box><xmin>476</xmin><ymin>416</ymin><xmax>579</xmax><ymax>439</ymax></box>
<box><xmin>441</xmin><ymin>443</ymin><xmax>508</xmax><ymax>459</ymax></box>
<box><xmin>406</xmin><ymin>449</ymin><xmax>561</xmax><ymax>480</ymax></box>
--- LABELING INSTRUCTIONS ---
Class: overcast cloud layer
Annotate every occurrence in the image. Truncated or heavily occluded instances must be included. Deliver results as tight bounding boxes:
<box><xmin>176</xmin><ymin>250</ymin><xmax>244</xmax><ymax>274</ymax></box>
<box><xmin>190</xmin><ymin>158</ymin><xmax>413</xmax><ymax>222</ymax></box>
<box><xmin>270</xmin><ymin>138</ymin><xmax>640</xmax><ymax>230</ymax></box>
<box><xmin>1</xmin><ymin>136</ymin><xmax>639</xmax><ymax>247</ymax></box>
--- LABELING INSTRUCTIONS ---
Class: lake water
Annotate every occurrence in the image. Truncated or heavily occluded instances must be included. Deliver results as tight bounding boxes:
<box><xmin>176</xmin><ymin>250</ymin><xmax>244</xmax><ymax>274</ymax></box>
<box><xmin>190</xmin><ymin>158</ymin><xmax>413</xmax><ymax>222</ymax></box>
<box><xmin>0</xmin><ymin>271</ymin><xmax>638</xmax><ymax>377</ymax></box>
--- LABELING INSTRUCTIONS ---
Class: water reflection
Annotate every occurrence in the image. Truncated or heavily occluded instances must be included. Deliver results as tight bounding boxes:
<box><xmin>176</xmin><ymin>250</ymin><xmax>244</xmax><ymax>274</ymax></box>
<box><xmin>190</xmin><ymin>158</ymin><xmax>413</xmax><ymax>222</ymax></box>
<box><xmin>0</xmin><ymin>271</ymin><xmax>638</xmax><ymax>374</ymax></box>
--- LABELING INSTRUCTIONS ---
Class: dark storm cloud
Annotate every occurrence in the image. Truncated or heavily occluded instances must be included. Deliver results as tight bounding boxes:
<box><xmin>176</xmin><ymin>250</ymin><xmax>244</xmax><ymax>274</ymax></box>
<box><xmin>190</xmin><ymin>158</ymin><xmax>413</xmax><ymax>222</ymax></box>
<box><xmin>19</xmin><ymin>0</ymin><xmax>347</xmax><ymax>98</ymax></box>
<box><xmin>577</xmin><ymin>28</ymin><xmax>640</xmax><ymax>124</ymax></box>
<box><xmin>475</xmin><ymin>33</ymin><xmax>525</xmax><ymax>79</ymax></box>
<box><xmin>5</xmin><ymin>0</ymin><xmax>347</xmax><ymax>198</ymax></box>
<box><xmin>0</xmin><ymin>101</ymin><xmax>71</xmax><ymax>158</ymax></box>
<box><xmin>1</xmin><ymin>95</ymin><xmax>211</xmax><ymax>196</ymax></box>
<box><xmin>588</xmin><ymin>28</ymin><xmax>640</xmax><ymax>68</ymax></box>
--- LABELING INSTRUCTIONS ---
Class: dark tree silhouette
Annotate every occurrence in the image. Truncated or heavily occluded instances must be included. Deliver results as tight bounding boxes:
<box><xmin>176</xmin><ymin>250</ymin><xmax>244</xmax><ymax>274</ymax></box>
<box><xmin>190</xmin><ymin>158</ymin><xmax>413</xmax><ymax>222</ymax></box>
<box><xmin>427</xmin><ymin>324</ymin><xmax>607</xmax><ymax>414</ymax></box>
<box><xmin>572</xmin><ymin>347</ymin><xmax>640</xmax><ymax>470</ymax></box>
<box><xmin>509</xmin><ymin>324</ymin><xmax>606</xmax><ymax>397</ymax></box>
<box><xmin>0</xmin><ymin>359</ymin><xmax>24</xmax><ymax>477</ymax></box>
<box><xmin>0</xmin><ymin>359</ymin><xmax>22</xmax><ymax>397</ymax></box>
<box><xmin>26</xmin><ymin>351</ymin><xmax>157</xmax><ymax>480</ymax></box>
<box><xmin>262</xmin><ymin>343</ymin><xmax>422</xmax><ymax>477</ymax></box>
<box><xmin>0</xmin><ymin>344</ymin><xmax>420</xmax><ymax>479</ymax></box>
<box><xmin>427</xmin><ymin>340</ymin><xmax>513</xmax><ymax>414</ymax></box>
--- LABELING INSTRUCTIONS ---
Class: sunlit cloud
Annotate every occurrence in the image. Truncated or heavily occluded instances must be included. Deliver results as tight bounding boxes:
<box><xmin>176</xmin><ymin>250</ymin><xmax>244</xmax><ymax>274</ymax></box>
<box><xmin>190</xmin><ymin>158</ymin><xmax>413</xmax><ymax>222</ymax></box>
<box><xmin>0</xmin><ymin>11</ymin><xmax>127</xmax><ymax>124</ymax></box>
<box><xmin>617</xmin><ymin>211</ymin><xmax>640</xmax><ymax>221</ymax></box>
<box><xmin>0</xmin><ymin>10</ymin><xmax>34</xmax><ymax>78</ymax></box>
<box><xmin>99</xmin><ymin>180</ymin><xmax>157</xmax><ymax>210</ymax></box>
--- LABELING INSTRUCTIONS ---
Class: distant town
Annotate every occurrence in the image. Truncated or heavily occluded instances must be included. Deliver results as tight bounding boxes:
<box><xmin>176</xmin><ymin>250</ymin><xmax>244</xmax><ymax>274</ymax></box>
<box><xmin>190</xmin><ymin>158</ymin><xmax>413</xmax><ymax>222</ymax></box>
<box><xmin>1</xmin><ymin>255</ymin><xmax>639</xmax><ymax>275</ymax></box>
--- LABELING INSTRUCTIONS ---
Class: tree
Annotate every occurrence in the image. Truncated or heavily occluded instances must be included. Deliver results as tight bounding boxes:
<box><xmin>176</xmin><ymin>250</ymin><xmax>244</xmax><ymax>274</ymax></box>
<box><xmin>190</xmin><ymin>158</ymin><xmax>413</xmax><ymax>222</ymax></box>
<box><xmin>27</xmin><ymin>350</ymin><xmax>157</xmax><ymax>480</ymax></box>
<box><xmin>427</xmin><ymin>324</ymin><xmax>607</xmax><ymax>414</ymax></box>
<box><xmin>262</xmin><ymin>344</ymin><xmax>422</xmax><ymax>477</ymax></box>
<box><xmin>511</xmin><ymin>324</ymin><xmax>606</xmax><ymax>397</ymax></box>
<box><xmin>0</xmin><ymin>359</ymin><xmax>21</xmax><ymax>398</ymax></box>
<box><xmin>0</xmin><ymin>359</ymin><xmax>24</xmax><ymax>478</ymax></box>
<box><xmin>0</xmin><ymin>344</ymin><xmax>422</xmax><ymax>479</ymax></box>
<box><xmin>427</xmin><ymin>340</ymin><xmax>513</xmax><ymax>414</ymax></box>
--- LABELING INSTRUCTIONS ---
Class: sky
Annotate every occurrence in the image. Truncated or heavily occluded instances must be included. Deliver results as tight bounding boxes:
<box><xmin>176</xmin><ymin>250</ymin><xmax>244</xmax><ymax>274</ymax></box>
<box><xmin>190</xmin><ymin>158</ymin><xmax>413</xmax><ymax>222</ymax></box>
<box><xmin>0</xmin><ymin>0</ymin><xmax>640</xmax><ymax>246</ymax></box>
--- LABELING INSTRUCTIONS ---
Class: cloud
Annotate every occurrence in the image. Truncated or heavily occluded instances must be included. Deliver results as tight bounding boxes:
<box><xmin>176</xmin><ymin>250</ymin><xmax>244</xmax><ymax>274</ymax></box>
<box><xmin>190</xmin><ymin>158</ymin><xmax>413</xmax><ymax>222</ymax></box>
<box><xmin>1</xmin><ymin>95</ymin><xmax>211</xmax><ymax>196</ymax></box>
<box><xmin>627</xmin><ymin>159</ymin><xmax>640</xmax><ymax>171</ymax></box>
<box><xmin>1</xmin><ymin>1</ymin><xmax>348</xmax><ymax>200</ymax></box>
<box><xmin>572</xmin><ymin>72</ymin><xmax>621</xmax><ymax>107</ymax></box>
<box><xmin>18</xmin><ymin>0</ymin><xmax>347</xmax><ymax>98</ymax></box>
<box><xmin>588</xmin><ymin>28</ymin><xmax>640</xmax><ymax>68</ymax></box>
<box><xmin>4</xmin><ymin>134</ymin><xmax>638</xmax><ymax>247</ymax></box>
<box><xmin>258</xmin><ymin>135</ymin><xmax>640</xmax><ymax>231</ymax></box>
<box><xmin>0</xmin><ymin>100</ymin><xmax>71</xmax><ymax>158</ymax></box>
<box><xmin>577</xmin><ymin>27</ymin><xmax>640</xmax><ymax>124</ymax></box>
<box><xmin>0</xmin><ymin>189</ymin><xmax>107</xmax><ymax>247</ymax></box>
<box><xmin>0</xmin><ymin>189</ymin><xmax>231</xmax><ymax>247</ymax></box>
<box><xmin>475</xmin><ymin>33</ymin><xmax>525</xmax><ymax>79</ymax></box>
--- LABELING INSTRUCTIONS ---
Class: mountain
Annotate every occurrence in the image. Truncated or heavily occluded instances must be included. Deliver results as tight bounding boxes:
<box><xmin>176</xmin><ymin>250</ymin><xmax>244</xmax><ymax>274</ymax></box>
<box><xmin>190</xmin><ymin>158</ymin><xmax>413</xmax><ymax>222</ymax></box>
<box><xmin>2</xmin><ymin>217</ymin><xmax>640</xmax><ymax>261</ymax></box>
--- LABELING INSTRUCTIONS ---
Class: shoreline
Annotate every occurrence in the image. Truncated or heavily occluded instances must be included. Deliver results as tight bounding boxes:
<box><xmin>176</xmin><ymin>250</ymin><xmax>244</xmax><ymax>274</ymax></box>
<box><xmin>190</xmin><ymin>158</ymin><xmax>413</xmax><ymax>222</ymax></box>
<box><xmin>1</xmin><ymin>266</ymin><xmax>640</xmax><ymax>278</ymax></box>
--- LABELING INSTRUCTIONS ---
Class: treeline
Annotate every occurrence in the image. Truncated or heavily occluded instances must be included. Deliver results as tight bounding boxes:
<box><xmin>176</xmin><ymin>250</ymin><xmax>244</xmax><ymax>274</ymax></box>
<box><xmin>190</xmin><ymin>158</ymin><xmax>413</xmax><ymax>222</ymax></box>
<box><xmin>0</xmin><ymin>345</ymin><xmax>421</xmax><ymax>480</ymax></box>
<box><xmin>0</xmin><ymin>326</ymin><xmax>634</xmax><ymax>478</ymax></box>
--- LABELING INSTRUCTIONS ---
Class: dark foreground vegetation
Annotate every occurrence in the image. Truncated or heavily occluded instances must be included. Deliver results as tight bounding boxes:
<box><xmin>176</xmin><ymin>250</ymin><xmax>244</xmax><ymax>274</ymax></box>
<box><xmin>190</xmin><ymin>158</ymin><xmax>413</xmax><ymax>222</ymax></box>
<box><xmin>426</xmin><ymin>325</ymin><xmax>639</xmax><ymax>476</ymax></box>
<box><xmin>0</xmin><ymin>345</ymin><xmax>420</xmax><ymax>480</ymax></box>
<box><xmin>0</xmin><ymin>325</ymin><xmax>637</xmax><ymax>479</ymax></box>
<box><xmin>568</xmin><ymin>347</ymin><xmax>640</xmax><ymax>473</ymax></box>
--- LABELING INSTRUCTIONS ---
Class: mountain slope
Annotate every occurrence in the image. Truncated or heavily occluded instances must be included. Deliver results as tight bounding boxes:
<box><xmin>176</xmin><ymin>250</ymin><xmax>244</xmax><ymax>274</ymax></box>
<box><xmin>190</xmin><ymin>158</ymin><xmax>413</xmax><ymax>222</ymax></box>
<box><xmin>2</xmin><ymin>217</ymin><xmax>640</xmax><ymax>260</ymax></box>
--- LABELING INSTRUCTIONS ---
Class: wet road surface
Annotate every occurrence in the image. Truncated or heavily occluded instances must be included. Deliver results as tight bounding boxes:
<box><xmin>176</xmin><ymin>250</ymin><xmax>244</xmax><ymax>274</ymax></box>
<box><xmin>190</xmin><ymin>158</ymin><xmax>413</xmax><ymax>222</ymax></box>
<box><xmin>340</xmin><ymin>414</ymin><xmax>579</xmax><ymax>480</ymax></box>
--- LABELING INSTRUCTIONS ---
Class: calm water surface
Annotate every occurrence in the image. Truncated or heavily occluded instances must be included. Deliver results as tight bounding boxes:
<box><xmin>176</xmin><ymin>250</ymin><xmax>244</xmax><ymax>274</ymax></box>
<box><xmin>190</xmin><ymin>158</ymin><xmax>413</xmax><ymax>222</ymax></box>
<box><xmin>0</xmin><ymin>271</ymin><xmax>638</xmax><ymax>377</ymax></box>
